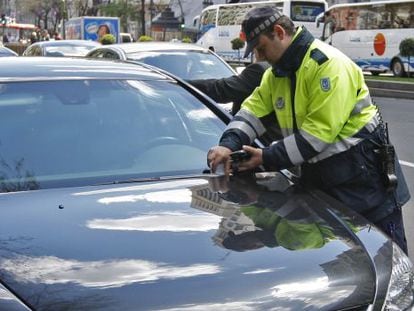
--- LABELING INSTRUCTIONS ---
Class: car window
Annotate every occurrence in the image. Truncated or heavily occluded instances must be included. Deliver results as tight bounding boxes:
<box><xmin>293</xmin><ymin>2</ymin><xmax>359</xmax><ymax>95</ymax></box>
<box><xmin>0</xmin><ymin>79</ymin><xmax>225</xmax><ymax>192</ymax></box>
<box><xmin>45</xmin><ymin>44</ymin><xmax>98</xmax><ymax>57</ymax></box>
<box><xmin>88</xmin><ymin>49</ymin><xmax>120</xmax><ymax>59</ymax></box>
<box><xmin>104</xmin><ymin>50</ymin><xmax>120</xmax><ymax>59</ymax></box>
<box><xmin>121</xmin><ymin>34</ymin><xmax>133</xmax><ymax>43</ymax></box>
<box><xmin>87</xmin><ymin>50</ymin><xmax>105</xmax><ymax>58</ymax></box>
<box><xmin>128</xmin><ymin>50</ymin><xmax>235</xmax><ymax>80</ymax></box>
<box><xmin>22</xmin><ymin>46</ymin><xmax>32</xmax><ymax>56</ymax></box>
<box><xmin>23</xmin><ymin>46</ymin><xmax>39</xmax><ymax>56</ymax></box>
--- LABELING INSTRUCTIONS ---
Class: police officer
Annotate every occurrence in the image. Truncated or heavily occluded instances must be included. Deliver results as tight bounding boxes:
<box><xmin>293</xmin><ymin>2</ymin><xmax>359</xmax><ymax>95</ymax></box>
<box><xmin>207</xmin><ymin>6</ymin><xmax>410</xmax><ymax>253</ymax></box>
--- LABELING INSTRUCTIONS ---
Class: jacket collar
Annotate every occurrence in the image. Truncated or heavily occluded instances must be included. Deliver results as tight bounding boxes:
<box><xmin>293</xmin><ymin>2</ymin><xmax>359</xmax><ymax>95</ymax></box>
<box><xmin>272</xmin><ymin>27</ymin><xmax>315</xmax><ymax>77</ymax></box>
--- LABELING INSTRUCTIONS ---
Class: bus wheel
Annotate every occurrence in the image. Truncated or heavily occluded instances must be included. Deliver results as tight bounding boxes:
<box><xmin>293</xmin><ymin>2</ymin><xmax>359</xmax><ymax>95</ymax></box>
<box><xmin>391</xmin><ymin>59</ymin><xmax>406</xmax><ymax>77</ymax></box>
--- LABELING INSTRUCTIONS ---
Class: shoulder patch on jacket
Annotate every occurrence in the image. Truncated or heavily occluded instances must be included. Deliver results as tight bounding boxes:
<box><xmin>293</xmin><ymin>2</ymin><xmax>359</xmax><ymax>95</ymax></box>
<box><xmin>310</xmin><ymin>48</ymin><xmax>328</xmax><ymax>65</ymax></box>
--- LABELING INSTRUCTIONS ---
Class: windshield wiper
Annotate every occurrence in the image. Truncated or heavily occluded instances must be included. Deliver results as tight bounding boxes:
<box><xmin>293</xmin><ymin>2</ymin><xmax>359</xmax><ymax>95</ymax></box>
<box><xmin>95</xmin><ymin>174</ymin><xmax>208</xmax><ymax>186</ymax></box>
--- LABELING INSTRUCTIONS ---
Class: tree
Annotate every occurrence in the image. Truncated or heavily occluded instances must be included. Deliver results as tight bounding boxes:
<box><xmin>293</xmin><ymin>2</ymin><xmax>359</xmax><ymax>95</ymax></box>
<box><xmin>231</xmin><ymin>37</ymin><xmax>245</xmax><ymax>64</ymax></box>
<box><xmin>138</xmin><ymin>35</ymin><xmax>153</xmax><ymax>42</ymax></box>
<box><xmin>399</xmin><ymin>38</ymin><xmax>414</xmax><ymax>76</ymax></box>
<box><xmin>99</xmin><ymin>33</ymin><xmax>116</xmax><ymax>45</ymax></box>
<box><xmin>23</xmin><ymin>0</ymin><xmax>52</xmax><ymax>29</ymax></box>
<box><xmin>21</xmin><ymin>0</ymin><xmax>65</xmax><ymax>33</ymax></box>
<box><xmin>74</xmin><ymin>0</ymin><xmax>93</xmax><ymax>16</ymax></box>
<box><xmin>99</xmin><ymin>1</ymin><xmax>140</xmax><ymax>33</ymax></box>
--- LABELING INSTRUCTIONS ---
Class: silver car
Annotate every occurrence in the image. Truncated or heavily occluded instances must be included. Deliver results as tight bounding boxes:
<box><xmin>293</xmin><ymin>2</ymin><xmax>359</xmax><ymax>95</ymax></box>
<box><xmin>23</xmin><ymin>39</ymin><xmax>101</xmax><ymax>57</ymax></box>
<box><xmin>86</xmin><ymin>41</ymin><xmax>237</xmax><ymax>80</ymax></box>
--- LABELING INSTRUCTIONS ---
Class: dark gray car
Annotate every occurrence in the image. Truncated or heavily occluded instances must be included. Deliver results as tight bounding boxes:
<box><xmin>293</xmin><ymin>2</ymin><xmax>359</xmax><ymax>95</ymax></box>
<box><xmin>0</xmin><ymin>57</ymin><xmax>413</xmax><ymax>310</ymax></box>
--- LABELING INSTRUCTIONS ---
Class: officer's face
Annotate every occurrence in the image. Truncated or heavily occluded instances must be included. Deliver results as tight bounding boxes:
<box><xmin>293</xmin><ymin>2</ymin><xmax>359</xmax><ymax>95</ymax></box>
<box><xmin>255</xmin><ymin>25</ymin><xmax>289</xmax><ymax>65</ymax></box>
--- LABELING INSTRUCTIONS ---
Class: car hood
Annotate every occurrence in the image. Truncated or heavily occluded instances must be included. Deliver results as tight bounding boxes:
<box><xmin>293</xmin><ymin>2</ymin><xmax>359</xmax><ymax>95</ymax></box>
<box><xmin>0</xmin><ymin>173</ymin><xmax>390</xmax><ymax>310</ymax></box>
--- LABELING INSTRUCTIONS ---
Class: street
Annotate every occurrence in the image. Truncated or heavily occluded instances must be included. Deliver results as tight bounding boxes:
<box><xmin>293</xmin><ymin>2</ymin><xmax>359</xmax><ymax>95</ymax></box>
<box><xmin>374</xmin><ymin>96</ymin><xmax>414</xmax><ymax>260</ymax></box>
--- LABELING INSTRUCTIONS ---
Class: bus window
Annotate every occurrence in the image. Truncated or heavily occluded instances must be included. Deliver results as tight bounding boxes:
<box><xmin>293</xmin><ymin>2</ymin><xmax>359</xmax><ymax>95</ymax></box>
<box><xmin>319</xmin><ymin>0</ymin><xmax>414</xmax><ymax>77</ymax></box>
<box><xmin>200</xmin><ymin>8</ymin><xmax>217</xmax><ymax>34</ymax></box>
<box><xmin>291</xmin><ymin>1</ymin><xmax>325</xmax><ymax>22</ymax></box>
<box><xmin>193</xmin><ymin>15</ymin><xmax>200</xmax><ymax>28</ymax></box>
<box><xmin>218</xmin><ymin>4</ymin><xmax>254</xmax><ymax>26</ymax></box>
<box><xmin>218</xmin><ymin>3</ymin><xmax>282</xmax><ymax>26</ymax></box>
<box><xmin>197</xmin><ymin>0</ymin><xmax>327</xmax><ymax>62</ymax></box>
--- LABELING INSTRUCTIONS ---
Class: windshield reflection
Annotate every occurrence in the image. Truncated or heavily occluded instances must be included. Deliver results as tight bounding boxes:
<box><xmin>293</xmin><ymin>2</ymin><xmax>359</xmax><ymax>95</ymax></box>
<box><xmin>0</xmin><ymin>79</ymin><xmax>224</xmax><ymax>192</ymax></box>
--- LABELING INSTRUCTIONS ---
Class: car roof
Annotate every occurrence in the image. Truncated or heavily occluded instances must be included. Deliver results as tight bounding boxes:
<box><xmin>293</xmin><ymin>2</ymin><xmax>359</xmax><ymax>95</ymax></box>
<box><xmin>99</xmin><ymin>41</ymin><xmax>210</xmax><ymax>54</ymax></box>
<box><xmin>30</xmin><ymin>40</ymin><xmax>101</xmax><ymax>47</ymax></box>
<box><xmin>0</xmin><ymin>57</ymin><xmax>173</xmax><ymax>82</ymax></box>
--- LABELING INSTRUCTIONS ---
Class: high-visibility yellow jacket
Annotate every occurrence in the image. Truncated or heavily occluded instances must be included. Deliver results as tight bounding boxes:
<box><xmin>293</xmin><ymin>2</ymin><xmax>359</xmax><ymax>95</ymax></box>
<box><xmin>220</xmin><ymin>27</ymin><xmax>379</xmax><ymax>170</ymax></box>
<box><xmin>241</xmin><ymin>205</ymin><xmax>339</xmax><ymax>251</ymax></box>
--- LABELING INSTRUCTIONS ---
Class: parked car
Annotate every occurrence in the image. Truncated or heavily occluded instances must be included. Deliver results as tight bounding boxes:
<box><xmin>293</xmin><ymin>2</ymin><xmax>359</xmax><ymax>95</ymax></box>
<box><xmin>85</xmin><ymin>41</ymin><xmax>237</xmax><ymax>80</ymax></box>
<box><xmin>120</xmin><ymin>32</ymin><xmax>134</xmax><ymax>43</ymax></box>
<box><xmin>0</xmin><ymin>45</ymin><xmax>18</xmax><ymax>57</ymax></box>
<box><xmin>0</xmin><ymin>57</ymin><xmax>413</xmax><ymax>311</ymax></box>
<box><xmin>22</xmin><ymin>39</ymin><xmax>101</xmax><ymax>57</ymax></box>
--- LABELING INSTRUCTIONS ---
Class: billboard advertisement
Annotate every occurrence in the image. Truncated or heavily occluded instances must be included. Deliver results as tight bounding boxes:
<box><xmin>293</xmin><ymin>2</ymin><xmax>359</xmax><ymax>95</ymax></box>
<box><xmin>65</xmin><ymin>17</ymin><xmax>120</xmax><ymax>43</ymax></box>
<box><xmin>83</xmin><ymin>17</ymin><xmax>120</xmax><ymax>42</ymax></box>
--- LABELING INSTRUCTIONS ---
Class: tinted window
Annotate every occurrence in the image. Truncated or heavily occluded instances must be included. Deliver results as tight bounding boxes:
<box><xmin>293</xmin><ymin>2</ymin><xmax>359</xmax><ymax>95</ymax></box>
<box><xmin>291</xmin><ymin>1</ymin><xmax>325</xmax><ymax>22</ymax></box>
<box><xmin>0</xmin><ymin>80</ymin><xmax>225</xmax><ymax>192</ymax></box>
<box><xmin>128</xmin><ymin>50</ymin><xmax>235</xmax><ymax>80</ymax></box>
<box><xmin>104</xmin><ymin>50</ymin><xmax>120</xmax><ymax>59</ymax></box>
<box><xmin>24</xmin><ymin>46</ymin><xmax>42</xmax><ymax>56</ymax></box>
<box><xmin>88</xmin><ymin>50</ymin><xmax>105</xmax><ymax>58</ymax></box>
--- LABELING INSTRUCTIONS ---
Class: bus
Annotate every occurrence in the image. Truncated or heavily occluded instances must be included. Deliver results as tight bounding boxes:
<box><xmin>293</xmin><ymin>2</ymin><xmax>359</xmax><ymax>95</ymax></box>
<box><xmin>196</xmin><ymin>0</ymin><xmax>328</xmax><ymax>62</ymax></box>
<box><xmin>317</xmin><ymin>0</ymin><xmax>414</xmax><ymax>76</ymax></box>
<box><xmin>2</xmin><ymin>22</ymin><xmax>37</xmax><ymax>43</ymax></box>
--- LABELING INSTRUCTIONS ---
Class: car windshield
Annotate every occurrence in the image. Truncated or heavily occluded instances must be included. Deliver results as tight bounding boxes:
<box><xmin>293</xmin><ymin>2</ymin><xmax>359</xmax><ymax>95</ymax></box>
<box><xmin>0</xmin><ymin>79</ymin><xmax>225</xmax><ymax>192</ymax></box>
<box><xmin>128</xmin><ymin>50</ymin><xmax>235</xmax><ymax>80</ymax></box>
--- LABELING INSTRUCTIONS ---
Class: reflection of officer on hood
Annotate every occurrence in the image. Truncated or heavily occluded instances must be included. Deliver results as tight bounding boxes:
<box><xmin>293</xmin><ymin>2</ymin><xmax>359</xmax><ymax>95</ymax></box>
<box><xmin>224</xmin><ymin>197</ymin><xmax>361</xmax><ymax>252</ymax></box>
<box><xmin>230</xmin><ymin>203</ymin><xmax>337</xmax><ymax>251</ymax></box>
<box><xmin>200</xmin><ymin>174</ymin><xmax>362</xmax><ymax>252</ymax></box>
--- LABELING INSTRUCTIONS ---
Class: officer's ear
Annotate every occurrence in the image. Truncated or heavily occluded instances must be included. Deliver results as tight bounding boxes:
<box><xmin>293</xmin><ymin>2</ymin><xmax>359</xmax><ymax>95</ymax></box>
<box><xmin>273</xmin><ymin>24</ymin><xmax>286</xmax><ymax>41</ymax></box>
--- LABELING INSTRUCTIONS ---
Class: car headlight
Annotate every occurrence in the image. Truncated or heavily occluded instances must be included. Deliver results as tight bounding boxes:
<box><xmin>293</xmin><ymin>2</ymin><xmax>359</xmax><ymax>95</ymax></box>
<box><xmin>383</xmin><ymin>243</ymin><xmax>414</xmax><ymax>310</ymax></box>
